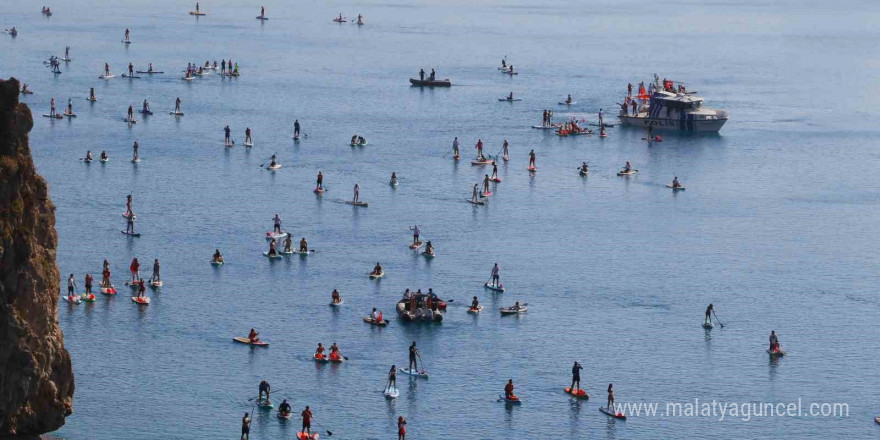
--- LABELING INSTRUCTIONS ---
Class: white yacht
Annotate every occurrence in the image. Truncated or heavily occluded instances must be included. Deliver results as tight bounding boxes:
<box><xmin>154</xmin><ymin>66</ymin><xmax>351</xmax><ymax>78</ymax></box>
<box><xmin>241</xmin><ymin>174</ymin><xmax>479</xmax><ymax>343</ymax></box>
<box><xmin>619</xmin><ymin>79</ymin><xmax>728</xmax><ymax>132</ymax></box>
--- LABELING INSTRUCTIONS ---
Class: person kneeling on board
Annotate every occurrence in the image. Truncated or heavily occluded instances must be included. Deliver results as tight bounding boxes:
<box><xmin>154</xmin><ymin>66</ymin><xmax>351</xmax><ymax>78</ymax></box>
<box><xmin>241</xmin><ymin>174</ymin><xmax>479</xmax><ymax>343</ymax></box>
<box><xmin>212</xmin><ymin>249</ymin><xmax>223</xmax><ymax>263</ymax></box>
<box><xmin>248</xmin><ymin>328</ymin><xmax>261</xmax><ymax>343</ymax></box>
<box><xmin>299</xmin><ymin>237</ymin><xmax>308</xmax><ymax>253</ymax></box>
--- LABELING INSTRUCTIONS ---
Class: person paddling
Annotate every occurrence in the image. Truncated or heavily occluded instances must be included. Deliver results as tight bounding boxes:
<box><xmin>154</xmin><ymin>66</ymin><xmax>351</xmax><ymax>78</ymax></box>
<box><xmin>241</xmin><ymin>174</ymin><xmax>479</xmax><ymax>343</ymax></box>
<box><xmin>424</xmin><ymin>240</ymin><xmax>434</xmax><ymax>255</ymax></box>
<box><xmin>241</xmin><ymin>412</ymin><xmax>251</xmax><ymax>440</ymax></box>
<box><xmin>502</xmin><ymin>139</ymin><xmax>509</xmax><ymax>159</ymax></box>
<box><xmin>248</xmin><ymin>328</ymin><xmax>260</xmax><ymax>343</ymax></box>
<box><xmin>408</xmin><ymin>341</ymin><xmax>420</xmax><ymax>373</ymax></box>
<box><xmin>769</xmin><ymin>330</ymin><xmax>780</xmax><ymax>352</ymax></box>
<box><xmin>371</xmin><ymin>262</ymin><xmax>383</xmax><ymax>276</ymax></box>
<box><xmin>606</xmin><ymin>384</ymin><xmax>616</xmax><ymax>413</ymax></box>
<box><xmin>174</xmin><ymin>97</ymin><xmax>182</xmax><ymax>114</ymax></box>
<box><xmin>528</xmin><ymin>149</ymin><xmax>536</xmax><ymax>169</ymax></box>
<box><xmin>129</xmin><ymin>257</ymin><xmax>140</xmax><ymax>283</ymax></box>
<box><xmin>150</xmin><ymin>259</ymin><xmax>160</xmax><ymax>284</ymax></box>
<box><xmin>704</xmin><ymin>304</ymin><xmax>714</xmax><ymax>326</ymax></box>
<box><xmin>67</xmin><ymin>274</ymin><xmax>76</xmax><ymax>300</ymax></box>
<box><xmin>411</xmin><ymin>225</ymin><xmax>420</xmax><ymax>245</ymax></box>
<box><xmin>224</xmin><ymin>124</ymin><xmax>232</xmax><ymax>145</ymax></box>
<box><xmin>299</xmin><ymin>237</ymin><xmax>308</xmax><ymax>253</ymax></box>
<box><xmin>482</xmin><ymin>174</ymin><xmax>491</xmax><ymax>194</ymax></box>
<box><xmin>489</xmin><ymin>262</ymin><xmax>501</xmax><ymax>288</ymax></box>
<box><xmin>672</xmin><ymin>176</ymin><xmax>682</xmax><ymax>188</ymax></box>
<box><xmin>301</xmin><ymin>406</ymin><xmax>313</xmax><ymax>438</ymax></box>
<box><xmin>212</xmin><ymin>249</ymin><xmax>223</xmax><ymax>264</ymax></box>
<box><xmin>387</xmin><ymin>365</ymin><xmax>397</xmax><ymax>391</ymax></box>
<box><xmin>282</xmin><ymin>234</ymin><xmax>293</xmax><ymax>253</ymax></box>
<box><xmin>136</xmin><ymin>279</ymin><xmax>146</xmax><ymax>298</ymax></box>
<box><xmin>390</xmin><ymin>172</ymin><xmax>398</xmax><ymax>185</ymax></box>
<box><xmin>570</xmin><ymin>361</ymin><xmax>583</xmax><ymax>394</ymax></box>
<box><xmin>267</xmin><ymin>239</ymin><xmax>278</xmax><ymax>256</ymax></box>
<box><xmin>294</xmin><ymin>119</ymin><xmax>300</xmax><ymax>138</ymax></box>
<box><xmin>244</xmin><ymin>127</ymin><xmax>251</xmax><ymax>144</ymax></box>
<box><xmin>470</xmin><ymin>296</ymin><xmax>480</xmax><ymax>310</ymax></box>
<box><xmin>316</xmin><ymin>171</ymin><xmax>323</xmax><ymax>190</ymax></box>
<box><xmin>89</xmin><ymin>88</ymin><xmax>96</xmax><ymax>101</ymax></box>
<box><xmin>471</xmin><ymin>183</ymin><xmax>480</xmax><ymax>203</ymax></box>
<box><xmin>504</xmin><ymin>379</ymin><xmax>517</xmax><ymax>400</ymax></box>
<box><xmin>475</xmin><ymin>138</ymin><xmax>484</xmax><ymax>161</ymax></box>
<box><xmin>272</xmin><ymin>214</ymin><xmax>282</xmax><ymax>234</ymax></box>
<box><xmin>353</xmin><ymin>183</ymin><xmax>360</xmax><ymax>203</ymax></box>
<box><xmin>278</xmin><ymin>399</ymin><xmax>291</xmax><ymax>417</ymax></box>
<box><xmin>315</xmin><ymin>343</ymin><xmax>325</xmax><ymax>359</ymax></box>
<box><xmin>329</xmin><ymin>343</ymin><xmax>342</xmax><ymax>361</ymax></box>
<box><xmin>127</xmin><ymin>105</ymin><xmax>134</xmax><ymax>122</ymax></box>
<box><xmin>258</xmin><ymin>379</ymin><xmax>271</xmax><ymax>403</ymax></box>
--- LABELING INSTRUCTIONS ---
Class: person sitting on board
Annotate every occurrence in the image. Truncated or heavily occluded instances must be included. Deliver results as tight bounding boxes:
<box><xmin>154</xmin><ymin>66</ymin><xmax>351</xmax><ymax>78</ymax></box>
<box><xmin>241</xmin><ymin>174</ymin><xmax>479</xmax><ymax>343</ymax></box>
<box><xmin>607</xmin><ymin>384</ymin><xmax>616</xmax><ymax>413</ymax></box>
<box><xmin>424</xmin><ymin>241</ymin><xmax>434</xmax><ymax>255</ymax></box>
<box><xmin>504</xmin><ymin>379</ymin><xmax>517</xmax><ymax>400</ymax></box>
<box><xmin>508</xmin><ymin>91</ymin><xmax>514</xmax><ymax>100</ymax></box>
<box><xmin>331</xmin><ymin>289</ymin><xmax>341</xmax><ymax>304</ymax></box>
<box><xmin>372</xmin><ymin>262</ymin><xmax>382</xmax><ymax>276</ymax></box>
<box><xmin>329</xmin><ymin>343</ymin><xmax>341</xmax><ymax>360</ymax></box>
<box><xmin>471</xmin><ymin>183</ymin><xmax>480</xmax><ymax>203</ymax></box>
<box><xmin>350</xmin><ymin>135</ymin><xmax>358</xmax><ymax>145</ymax></box>
<box><xmin>353</xmin><ymin>183</ymin><xmax>360</xmax><ymax>203</ymax></box>
<box><xmin>408</xmin><ymin>341</ymin><xmax>419</xmax><ymax>372</ymax></box>
<box><xmin>370</xmin><ymin>307</ymin><xmax>380</xmax><ymax>322</ymax></box>
<box><xmin>282</xmin><ymin>234</ymin><xmax>292</xmax><ymax>253</ymax></box>
<box><xmin>268</xmin><ymin>154</ymin><xmax>277</xmax><ymax>168</ymax></box>
<box><xmin>390</xmin><ymin>172</ymin><xmax>397</xmax><ymax>185</ymax></box>
<box><xmin>580</xmin><ymin>162</ymin><xmax>589</xmax><ymax>173</ymax></box>
<box><xmin>315</xmin><ymin>343</ymin><xmax>325</xmax><ymax>359</ymax></box>
<box><xmin>566</xmin><ymin>94</ymin><xmax>573</xmax><ymax>104</ymax></box>
<box><xmin>672</xmin><ymin>176</ymin><xmax>681</xmax><ymax>188</ymax></box>
<box><xmin>301</xmin><ymin>406</ymin><xmax>314</xmax><ymax>438</ymax></box>
<box><xmin>452</xmin><ymin>137</ymin><xmax>460</xmax><ymax>158</ymax></box>
<box><xmin>267</xmin><ymin>239</ymin><xmax>278</xmax><ymax>256</ymax></box>
<box><xmin>570</xmin><ymin>361</ymin><xmax>583</xmax><ymax>394</ymax></box>
<box><xmin>248</xmin><ymin>328</ymin><xmax>260</xmax><ymax>343</ymax></box>
<box><xmin>85</xmin><ymin>150</ymin><xmax>93</xmax><ymax>162</ymax></box>
<box><xmin>212</xmin><ymin>60</ymin><xmax>218</xmax><ymax>69</ymax></box>
<box><xmin>704</xmin><ymin>304</ymin><xmax>713</xmax><ymax>326</ymax></box>
<box><xmin>21</xmin><ymin>83</ymin><xmax>30</xmax><ymax>93</ymax></box>
<box><xmin>258</xmin><ymin>379</ymin><xmax>270</xmax><ymax>403</ymax></box>
<box><xmin>278</xmin><ymin>399</ymin><xmax>291</xmax><ymax>416</ymax></box>
<box><xmin>299</xmin><ymin>237</ymin><xmax>308</xmax><ymax>253</ymax></box>
<box><xmin>769</xmin><ymin>331</ymin><xmax>780</xmax><ymax>352</ymax></box>
<box><xmin>512</xmin><ymin>301</ymin><xmax>522</xmax><ymax>311</ymax></box>
<box><xmin>471</xmin><ymin>296</ymin><xmax>480</xmax><ymax>310</ymax></box>
<box><xmin>358</xmin><ymin>136</ymin><xmax>366</xmax><ymax>145</ymax></box>
<box><xmin>272</xmin><ymin>214</ymin><xmax>281</xmax><ymax>234</ymax></box>
<box><xmin>501</xmin><ymin>58</ymin><xmax>507</xmax><ymax>69</ymax></box>
<box><xmin>212</xmin><ymin>249</ymin><xmax>223</xmax><ymax>263</ymax></box>
<box><xmin>623</xmin><ymin>161</ymin><xmax>632</xmax><ymax>173</ymax></box>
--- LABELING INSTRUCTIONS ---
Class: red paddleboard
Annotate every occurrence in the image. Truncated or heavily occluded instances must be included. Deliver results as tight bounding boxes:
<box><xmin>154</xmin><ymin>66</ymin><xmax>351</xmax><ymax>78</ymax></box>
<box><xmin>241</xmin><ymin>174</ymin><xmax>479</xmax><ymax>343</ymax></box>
<box><xmin>528</xmin><ymin>166</ymin><xmax>537</xmax><ymax>172</ymax></box>
<box><xmin>564</xmin><ymin>387</ymin><xmax>589</xmax><ymax>399</ymax></box>
<box><xmin>297</xmin><ymin>432</ymin><xmax>319</xmax><ymax>440</ymax></box>
<box><xmin>131</xmin><ymin>296</ymin><xmax>150</xmax><ymax>305</ymax></box>
<box><xmin>100</xmin><ymin>287</ymin><xmax>117</xmax><ymax>295</ymax></box>
<box><xmin>491</xmin><ymin>177</ymin><xmax>501</xmax><ymax>182</ymax></box>
<box><xmin>482</xmin><ymin>191</ymin><xmax>493</xmax><ymax>197</ymax></box>
<box><xmin>314</xmin><ymin>187</ymin><xmax>325</xmax><ymax>194</ymax></box>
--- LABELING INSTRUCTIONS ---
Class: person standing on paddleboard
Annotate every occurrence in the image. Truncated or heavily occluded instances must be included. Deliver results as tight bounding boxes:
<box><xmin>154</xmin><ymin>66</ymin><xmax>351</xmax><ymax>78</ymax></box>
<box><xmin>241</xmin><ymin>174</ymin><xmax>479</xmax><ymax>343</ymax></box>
<box><xmin>704</xmin><ymin>304</ymin><xmax>713</xmax><ymax>326</ymax></box>
<box><xmin>151</xmin><ymin>259</ymin><xmax>160</xmax><ymax>284</ymax></box>
<box><xmin>411</xmin><ymin>225</ymin><xmax>420</xmax><ymax>245</ymax></box>
<box><xmin>316</xmin><ymin>171</ymin><xmax>323</xmax><ymax>190</ymax></box>
<box><xmin>490</xmin><ymin>263</ymin><xmax>501</xmax><ymax>288</ymax></box>
<box><xmin>132</xmin><ymin>140</ymin><xmax>139</xmax><ymax>162</ymax></box>
<box><xmin>294</xmin><ymin>119</ymin><xmax>300</xmax><ymax>138</ymax></box>
<box><xmin>606</xmin><ymin>383</ymin><xmax>615</xmax><ymax>413</ymax></box>
<box><xmin>258</xmin><ymin>380</ymin><xmax>270</xmax><ymax>403</ymax></box>
<box><xmin>136</xmin><ymin>280</ymin><xmax>146</xmax><ymax>298</ymax></box>
<box><xmin>129</xmin><ymin>258</ymin><xmax>140</xmax><ymax>283</ymax></box>
<box><xmin>353</xmin><ymin>183</ymin><xmax>360</xmax><ymax>203</ymax></box>
<box><xmin>769</xmin><ymin>331</ymin><xmax>780</xmax><ymax>352</ymax></box>
<box><xmin>241</xmin><ymin>412</ymin><xmax>251</xmax><ymax>440</ymax></box>
<box><xmin>452</xmin><ymin>137</ymin><xmax>460</xmax><ymax>158</ymax></box>
<box><xmin>483</xmin><ymin>174</ymin><xmax>491</xmax><ymax>194</ymax></box>
<box><xmin>528</xmin><ymin>149</ymin><xmax>536</xmax><ymax>169</ymax></box>
<box><xmin>272</xmin><ymin>214</ymin><xmax>282</xmax><ymax>234</ymax></box>
<box><xmin>570</xmin><ymin>361</ymin><xmax>583</xmax><ymax>394</ymax></box>
<box><xmin>282</xmin><ymin>234</ymin><xmax>292</xmax><ymax>253</ymax></box>
<box><xmin>224</xmin><ymin>125</ymin><xmax>231</xmax><ymax>145</ymax></box>
<box><xmin>84</xmin><ymin>273</ymin><xmax>93</xmax><ymax>295</ymax></box>
<box><xmin>397</xmin><ymin>415</ymin><xmax>407</xmax><ymax>440</ymax></box>
<box><xmin>502</xmin><ymin>140</ymin><xmax>509</xmax><ymax>159</ymax></box>
<box><xmin>475</xmin><ymin>138</ymin><xmax>484</xmax><ymax>160</ymax></box>
<box><xmin>408</xmin><ymin>341</ymin><xmax>420</xmax><ymax>372</ymax></box>
<box><xmin>387</xmin><ymin>365</ymin><xmax>397</xmax><ymax>390</ymax></box>
<box><xmin>175</xmin><ymin>97</ymin><xmax>182</xmax><ymax>114</ymax></box>
<box><xmin>125</xmin><ymin>215</ymin><xmax>135</xmax><ymax>235</ymax></box>
<box><xmin>127</xmin><ymin>105</ymin><xmax>134</xmax><ymax>122</ymax></box>
<box><xmin>300</xmin><ymin>405</ymin><xmax>313</xmax><ymax>437</ymax></box>
<box><xmin>67</xmin><ymin>274</ymin><xmax>76</xmax><ymax>298</ymax></box>
<box><xmin>471</xmin><ymin>183</ymin><xmax>480</xmax><ymax>203</ymax></box>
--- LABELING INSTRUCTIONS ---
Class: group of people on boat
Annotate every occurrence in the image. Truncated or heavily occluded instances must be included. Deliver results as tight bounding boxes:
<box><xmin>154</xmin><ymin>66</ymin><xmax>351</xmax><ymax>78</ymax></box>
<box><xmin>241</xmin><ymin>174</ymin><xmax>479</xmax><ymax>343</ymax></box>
<box><xmin>417</xmin><ymin>68</ymin><xmax>437</xmax><ymax>81</ymax></box>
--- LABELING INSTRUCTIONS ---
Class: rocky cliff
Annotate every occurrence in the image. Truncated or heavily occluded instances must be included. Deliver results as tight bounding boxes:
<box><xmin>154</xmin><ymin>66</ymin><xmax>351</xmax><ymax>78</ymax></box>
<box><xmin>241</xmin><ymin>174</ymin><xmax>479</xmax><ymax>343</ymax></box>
<box><xmin>0</xmin><ymin>78</ymin><xmax>74</xmax><ymax>439</ymax></box>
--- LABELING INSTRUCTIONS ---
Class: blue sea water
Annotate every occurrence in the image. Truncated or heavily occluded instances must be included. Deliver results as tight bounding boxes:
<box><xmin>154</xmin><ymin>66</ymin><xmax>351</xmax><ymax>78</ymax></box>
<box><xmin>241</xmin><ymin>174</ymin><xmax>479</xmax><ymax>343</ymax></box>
<box><xmin>4</xmin><ymin>0</ymin><xmax>880</xmax><ymax>438</ymax></box>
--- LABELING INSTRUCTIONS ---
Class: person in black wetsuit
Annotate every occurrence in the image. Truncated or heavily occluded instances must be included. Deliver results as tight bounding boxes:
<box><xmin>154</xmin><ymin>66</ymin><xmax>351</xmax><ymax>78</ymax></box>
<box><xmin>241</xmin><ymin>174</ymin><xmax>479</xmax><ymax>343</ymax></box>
<box><xmin>278</xmin><ymin>399</ymin><xmax>291</xmax><ymax>416</ymax></box>
<box><xmin>570</xmin><ymin>361</ymin><xmax>583</xmax><ymax>393</ymax></box>
<box><xmin>258</xmin><ymin>380</ymin><xmax>271</xmax><ymax>403</ymax></box>
<box><xmin>418</xmin><ymin>69</ymin><xmax>425</xmax><ymax>81</ymax></box>
<box><xmin>408</xmin><ymin>341</ymin><xmax>419</xmax><ymax>372</ymax></box>
<box><xmin>224</xmin><ymin>125</ymin><xmax>231</xmax><ymax>144</ymax></box>
<box><xmin>294</xmin><ymin>119</ymin><xmax>300</xmax><ymax>137</ymax></box>
<box><xmin>241</xmin><ymin>412</ymin><xmax>251</xmax><ymax>440</ymax></box>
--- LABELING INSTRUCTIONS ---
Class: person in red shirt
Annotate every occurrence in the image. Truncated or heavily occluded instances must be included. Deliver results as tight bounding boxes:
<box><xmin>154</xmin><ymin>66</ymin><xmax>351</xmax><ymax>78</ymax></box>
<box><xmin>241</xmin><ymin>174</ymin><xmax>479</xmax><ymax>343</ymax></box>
<box><xmin>129</xmin><ymin>257</ymin><xmax>140</xmax><ymax>283</ymax></box>
<box><xmin>397</xmin><ymin>415</ymin><xmax>407</xmax><ymax>440</ymax></box>
<box><xmin>300</xmin><ymin>406</ymin><xmax>313</xmax><ymax>437</ymax></box>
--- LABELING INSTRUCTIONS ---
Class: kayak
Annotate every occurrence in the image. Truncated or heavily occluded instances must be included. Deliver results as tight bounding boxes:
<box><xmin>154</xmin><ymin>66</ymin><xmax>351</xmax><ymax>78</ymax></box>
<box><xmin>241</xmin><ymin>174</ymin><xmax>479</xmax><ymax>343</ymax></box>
<box><xmin>363</xmin><ymin>317</ymin><xmax>388</xmax><ymax>326</ymax></box>
<box><xmin>266</xmin><ymin>231</ymin><xmax>288</xmax><ymax>241</ymax></box>
<box><xmin>409</xmin><ymin>77</ymin><xmax>452</xmax><ymax>87</ymax></box>
<box><xmin>263</xmin><ymin>252</ymin><xmax>283</xmax><ymax>259</ymax></box>
<box><xmin>498</xmin><ymin>395</ymin><xmax>522</xmax><ymax>404</ymax></box>
<box><xmin>328</xmin><ymin>355</ymin><xmax>344</xmax><ymax>363</ymax></box>
<box><xmin>385</xmin><ymin>386</ymin><xmax>399</xmax><ymax>398</ymax></box>
<box><xmin>666</xmin><ymin>184</ymin><xmax>686</xmax><ymax>190</ymax></box>
<box><xmin>99</xmin><ymin>74</ymin><xmax>115</xmax><ymax>79</ymax></box>
<box><xmin>63</xmin><ymin>296</ymin><xmax>81</xmax><ymax>304</ymax></box>
<box><xmin>702</xmin><ymin>322</ymin><xmax>714</xmax><ymax>329</ymax></box>
<box><xmin>135</xmin><ymin>71</ymin><xmax>164</xmax><ymax>74</ymax></box>
<box><xmin>149</xmin><ymin>280</ymin><xmax>163</xmax><ymax>288</ymax></box>
<box><xmin>399</xmin><ymin>368</ymin><xmax>429</xmax><ymax>378</ymax></box>
<box><xmin>296</xmin><ymin>432</ymin><xmax>318</xmax><ymax>440</ymax></box>
<box><xmin>558</xmin><ymin>101</ymin><xmax>577</xmax><ymax>105</ymax></box>
<box><xmin>330</xmin><ymin>299</ymin><xmax>343</xmax><ymax>306</ymax></box>
<box><xmin>564</xmin><ymin>387</ymin><xmax>589</xmax><ymax>399</ymax></box>
<box><xmin>767</xmin><ymin>349</ymin><xmax>787</xmax><ymax>357</ymax></box>
<box><xmin>409</xmin><ymin>241</ymin><xmax>423</xmax><ymax>249</ymax></box>
<box><xmin>100</xmin><ymin>286</ymin><xmax>117</xmax><ymax>295</ymax></box>
<box><xmin>369</xmin><ymin>271</ymin><xmax>384</xmax><ymax>279</ymax></box>
<box><xmin>121</xmin><ymin>231</ymin><xmax>141</xmax><ymax>237</ymax></box>
<box><xmin>600</xmin><ymin>406</ymin><xmax>626</xmax><ymax>419</ymax></box>
<box><xmin>346</xmin><ymin>201</ymin><xmax>369</xmax><ymax>207</ymax></box>
<box><xmin>467</xmin><ymin>306</ymin><xmax>484</xmax><ymax>314</ymax></box>
<box><xmin>314</xmin><ymin>354</ymin><xmax>329</xmax><ymax>363</ymax></box>
<box><xmin>233</xmin><ymin>337</ymin><xmax>269</xmax><ymax>347</ymax></box>
<box><xmin>617</xmin><ymin>170</ymin><xmax>638</xmax><ymax>176</ymax></box>
<box><xmin>131</xmin><ymin>296</ymin><xmax>150</xmax><ymax>305</ymax></box>
<box><xmin>43</xmin><ymin>114</ymin><xmax>63</xmax><ymax>119</ymax></box>
<box><xmin>500</xmin><ymin>306</ymin><xmax>527</xmax><ymax>315</ymax></box>
<box><xmin>484</xmin><ymin>282</ymin><xmax>504</xmax><ymax>292</ymax></box>
<box><xmin>498</xmin><ymin>98</ymin><xmax>522</xmax><ymax>102</ymax></box>
<box><xmin>467</xmin><ymin>199</ymin><xmax>485</xmax><ymax>205</ymax></box>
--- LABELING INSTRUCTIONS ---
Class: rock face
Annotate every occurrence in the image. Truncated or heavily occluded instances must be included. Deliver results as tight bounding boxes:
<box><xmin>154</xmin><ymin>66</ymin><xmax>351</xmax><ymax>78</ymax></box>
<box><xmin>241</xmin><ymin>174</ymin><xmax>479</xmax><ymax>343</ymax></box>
<box><xmin>0</xmin><ymin>78</ymin><xmax>74</xmax><ymax>438</ymax></box>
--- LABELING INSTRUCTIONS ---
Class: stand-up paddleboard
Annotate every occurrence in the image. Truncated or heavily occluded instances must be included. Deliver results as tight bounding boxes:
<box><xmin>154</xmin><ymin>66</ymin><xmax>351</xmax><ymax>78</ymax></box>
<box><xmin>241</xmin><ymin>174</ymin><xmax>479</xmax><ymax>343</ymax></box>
<box><xmin>233</xmin><ymin>337</ymin><xmax>268</xmax><ymax>347</ymax></box>
<box><xmin>363</xmin><ymin>317</ymin><xmax>389</xmax><ymax>326</ymax></box>
<box><xmin>471</xmin><ymin>159</ymin><xmax>493</xmax><ymax>165</ymax></box>
<box><xmin>467</xmin><ymin>305</ymin><xmax>484</xmax><ymax>314</ymax></box>
<box><xmin>169</xmin><ymin>111</ymin><xmax>184</xmax><ymax>116</ymax></box>
<box><xmin>124</xmin><ymin>118</ymin><xmax>137</xmax><ymax>124</ymax></box>
<box><xmin>528</xmin><ymin>165</ymin><xmax>537</xmax><ymax>172</ymax></box>
<box><xmin>296</xmin><ymin>432</ymin><xmax>319</xmax><ymax>440</ymax></box>
<box><xmin>21</xmin><ymin>90</ymin><xmax>34</xmax><ymax>95</ymax></box>
<box><xmin>502</xmin><ymin>71</ymin><xmax>519</xmax><ymax>75</ymax></box>
<box><xmin>131</xmin><ymin>158</ymin><xmax>141</xmax><ymax>163</ymax></box>
<box><xmin>266</xmin><ymin>231</ymin><xmax>288</xmax><ymax>241</ymax></box>
<box><xmin>122</xmin><ymin>40</ymin><xmax>131</xmax><ymax>44</ymax></box>
<box><xmin>422</xmin><ymin>250</ymin><xmax>435</xmax><ymax>258</ymax></box>
<box><xmin>258</xmin><ymin>400</ymin><xmax>274</xmax><ymax>409</ymax></box>
<box><xmin>277</xmin><ymin>411</ymin><xmax>292</xmax><ymax>420</ymax></box>
<box><xmin>256</xmin><ymin>15</ymin><xmax>268</xmax><ymax>20</ymax></box>
<box><xmin>369</xmin><ymin>271</ymin><xmax>384</xmax><ymax>279</ymax></box>
<box><xmin>498</xmin><ymin>395</ymin><xmax>522</xmax><ymax>404</ymax></box>
<box><xmin>210</xmin><ymin>260</ymin><xmax>224</xmax><ymax>266</ymax></box>
<box><xmin>564</xmin><ymin>387</ymin><xmax>589</xmax><ymax>399</ymax></box>
<box><xmin>491</xmin><ymin>176</ymin><xmax>501</xmax><ymax>182</ymax></box>
<box><xmin>767</xmin><ymin>349</ymin><xmax>787</xmax><ymax>357</ymax></box>
<box><xmin>384</xmin><ymin>386</ymin><xmax>399</xmax><ymax>398</ymax></box>
<box><xmin>136</xmin><ymin>71</ymin><xmax>164</xmax><ymax>74</ymax></box>
<box><xmin>263</xmin><ymin>251</ymin><xmax>282</xmax><ymax>259</ymax></box>
<box><xmin>279</xmin><ymin>249</ymin><xmax>294</xmax><ymax>255</ymax></box>
<box><xmin>330</xmin><ymin>299</ymin><xmax>344</xmax><ymax>306</ymax></box>
<box><xmin>481</xmin><ymin>191</ymin><xmax>493</xmax><ymax>197</ymax></box>
<box><xmin>292</xmin><ymin>249</ymin><xmax>315</xmax><ymax>255</ymax></box>
<box><xmin>314</xmin><ymin>187</ymin><xmax>325</xmax><ymax>194</ymax></box>
<box><xmin>131</xmin><ymin>296</ymin><xmax>150</xmax><ymax>305</ymax></box>
<box><xmin>484</xmin><ymin>282</ymin><xmax>505</xmax><ymax>292</ymax></box>
<box><xmin>267</xmin><ymin>164</ymin><xmax>281</xmax><ymax>171</ymax></box>
<box><xmin>558</xmin><ymin>101</ymin><xmax>577</xmax><ymax>105</ymax></box>
<box><xmin>63</xmin><ymin>112</ymin><xmax>76</xmax><ymax>117</ymax></box>
<box><xmin>100</xmin><ymin>157</ymin><xmax>109</xmax><ymax>163</ymax></box>
<box><xmin>666</xmin><ymin>184</ymin><xmax>686</xmax><ymax>190</ymax></box>
<box><xmin>43</xmin><ymin>114</ymin><xmax>63</xmax><ymax>119</ymax></box>
<box><xmin>189</xmin><ymin>11</ymin><xmax>206</xmax><ymax>16</ymax></box>
<box><xmin>702</xmin><ymin>322</ymin><xmax>714</xmax><ymax>329</ymax></box>
<box><xmin>591</xmin><ymin>122</ymin><xmax>616</xmax><ymax>128</ymax></box>
<box><xmin>121</xmin><ymin>231</ymin><xmax>141</xmax><ymax>237</ymax></box>
<box><xmin>122</xmin><ymin>74</ymin><xmax>141</xmax><ymax>79</ymax></box>
<box><xmin>600</xmin><ymin>406</ymin><xmax>626</xmax><ymax>419</ymax></box>
<box><xmin>100</xmin><ymin>286</ymin><xmax>117</xmax><ymax>295</ymax></box>
<box><xmin>502</xmin><ymin>154</ymin><xmax>509</xmax><ymax>161</ymax></box>
<box><xmin>149</xmin><ymin>280</ymin><xmax>163</xmax><ymax>288</ymax></box>
<box><xmin>390</xmin><ymin>180</ymin><xmax>398</xmax><ymax>186</ymax></box>
<box><xmin>99</xmin><ymin>74</ymin><xmax>115</xmax><ymax>79</ymax></box>
<box><xmin>532</xmin><ymin>125</ymin><xmax>558</xmax><ymax>129</ymax></box>
<box><xmin>87</xmin><ymin>97</ymin><xmax>97</xmax><ymax>102</ymax></box>
<box><xmin>409</xmin><ymin>241</ymin><xmax>423</xmax><ymax>249</ymax></box>
<box><xmin>182</xmin><ymin>76</ymin><xmax>194</xmax><ymax>81</ymax></box>
<box><xmin>617</xmin><ymin>170</ymin><xmax>637</xmax><ymax>176</ymax></box>
<box><xmin>139</xmin><ymin>110</ymin><xmax>153</xmax><ymax>115</ymax></box>
<box><xmin>243</xmin><ymin>141</ymin><xmax>253</xmax><ymax>147</ymax></box>
<box><xmin>345</xmin><ymin>200</ymin><xmax>369</xmax><ymax>207</ymax></box>
<box><xmin>467</xmin><ymin>198</ymin><xmax>486</xmax><ymax>205</ymax></box>
<box><xmin>399</xmin><ymin>367</ymin><xmax>429</xmax><ymax>378</ymax></box>
<box><xmin>500</xmin><ymin>306</ymin><xmax>527</xmax><ymax>315</ymax></box>
<box><xmin>80</xmin><ymin>293</ymin><xmax>96</xmax><ymax>302</ymax></box>
<box><xmin>498</xmin><ymin>98</ymin><xmax>522</xmax><ymax>102</ymax></box>
<box><xmin>63</xmin><ymin>296</ymin><xmax>82</xmax><ymax>304</ymax></box>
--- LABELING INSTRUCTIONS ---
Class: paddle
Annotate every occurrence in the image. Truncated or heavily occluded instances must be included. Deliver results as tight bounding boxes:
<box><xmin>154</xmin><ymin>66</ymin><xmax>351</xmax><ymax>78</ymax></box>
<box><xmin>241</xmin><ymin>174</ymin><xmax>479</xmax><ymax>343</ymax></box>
<box><xmin>712</xmin><ymin>310</ymin><xmax>724</xmax><ymax>328</ymax></box>
<box><xmin>313</xmin><ymin>419</ymin><xmax>333</xmax><ymax>436</ymax></box>
<box><xmin>417</xmin><ymin>353</ymin><xmax>426</xmax><ymax>374</ymax></box>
